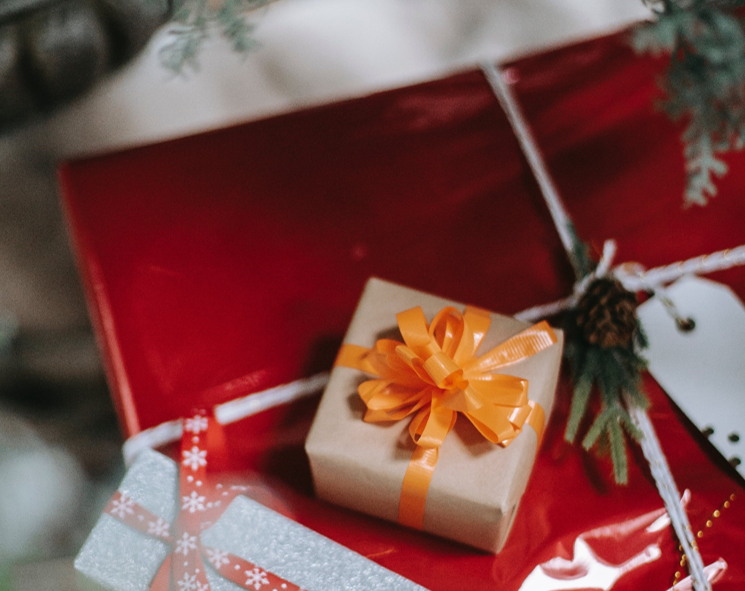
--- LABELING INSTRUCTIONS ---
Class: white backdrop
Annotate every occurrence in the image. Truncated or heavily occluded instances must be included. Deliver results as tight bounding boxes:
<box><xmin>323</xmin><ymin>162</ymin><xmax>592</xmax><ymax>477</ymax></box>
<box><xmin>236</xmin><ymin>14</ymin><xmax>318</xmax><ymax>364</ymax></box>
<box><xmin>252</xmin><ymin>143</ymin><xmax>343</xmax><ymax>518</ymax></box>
<box><xmin>44</xmin><ymin>0</ymin><xmax>650</xmax><ymax>157</ymax></box>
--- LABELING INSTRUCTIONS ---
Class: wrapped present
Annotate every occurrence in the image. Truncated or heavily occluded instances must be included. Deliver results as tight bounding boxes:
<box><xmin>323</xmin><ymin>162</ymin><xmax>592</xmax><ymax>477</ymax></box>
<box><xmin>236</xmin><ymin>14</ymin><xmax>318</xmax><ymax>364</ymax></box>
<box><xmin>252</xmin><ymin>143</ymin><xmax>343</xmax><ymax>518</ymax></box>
<box><xmin>76</xmin><ymin>413</ymin><xmax>426</xmax><ymax>591</ymax></box>
<box><xmin>61</xmin><ymin>29</ymin><xmax>745</xmax><ymax>591</ymax></box>
<box><xmin>306</xmin><ymin>278</ymin><xmax>563</xmax><ymax>552</ymax></box>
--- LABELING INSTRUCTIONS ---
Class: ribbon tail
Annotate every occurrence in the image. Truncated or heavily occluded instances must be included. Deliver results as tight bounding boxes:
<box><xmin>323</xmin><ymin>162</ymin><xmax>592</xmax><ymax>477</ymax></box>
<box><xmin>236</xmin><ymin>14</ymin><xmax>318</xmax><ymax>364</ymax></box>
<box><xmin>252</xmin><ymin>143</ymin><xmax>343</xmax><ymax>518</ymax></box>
<box><xmin>149</xmin><ymin>555</ymin><xmax>171</xmax><ymax>591</ymax></box>
<box><xmin>525</xmin><ymin>400</ymin><xmax>546</xmax><ymax>446</ymax></box>
<box><xmin>334</xmin><ymin>344</ymin><xmax>377</xmax><ymax>374</ymax></box>
<box><xmin>466</xmin><ymin>320</ymin><xmax>558</xmax><ymax>372</ymax></box>
<box><xmin>398</xmin><ymin>446</ymin><xmax>438</xmax><ymax>530</ymax></box>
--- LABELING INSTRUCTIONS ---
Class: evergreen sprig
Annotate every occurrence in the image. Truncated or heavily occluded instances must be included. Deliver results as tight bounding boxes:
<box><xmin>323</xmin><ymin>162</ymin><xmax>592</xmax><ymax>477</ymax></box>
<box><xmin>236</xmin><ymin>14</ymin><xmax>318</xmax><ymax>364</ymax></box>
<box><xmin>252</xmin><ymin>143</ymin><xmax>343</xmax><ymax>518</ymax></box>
<box><xmin>160</xmin><ymin>0</ymin><xmax>272</xmax><ymax>74</ymax></box>
<box><xmin>568</xmin><ymin>224</ymin><xmax>594</xmax><ymax>281</ymax></box>
<box><xmin>560</xmin><ymin>234</ymin><xmax>650</xmax><ymax>485</ymax></box>
<box><xmin>633</xmin><ymin>0</ymin><xmax>745</xmax><ymax>205</ymax></box>
<box><xmin>563</xmin><ymin>312</ymin><xmax>649</xmax><ymax>484</ymax></box>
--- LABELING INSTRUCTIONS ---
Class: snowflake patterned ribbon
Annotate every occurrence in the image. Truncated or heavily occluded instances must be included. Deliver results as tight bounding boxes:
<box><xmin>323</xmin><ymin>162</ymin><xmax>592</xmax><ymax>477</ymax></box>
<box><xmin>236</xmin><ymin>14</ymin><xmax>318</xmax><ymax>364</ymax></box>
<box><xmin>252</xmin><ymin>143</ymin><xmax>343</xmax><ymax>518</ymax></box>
<box><xmin>104</xmin><ymin>411</ymin><xmax>306</xmax><ymax>591</ymax></box>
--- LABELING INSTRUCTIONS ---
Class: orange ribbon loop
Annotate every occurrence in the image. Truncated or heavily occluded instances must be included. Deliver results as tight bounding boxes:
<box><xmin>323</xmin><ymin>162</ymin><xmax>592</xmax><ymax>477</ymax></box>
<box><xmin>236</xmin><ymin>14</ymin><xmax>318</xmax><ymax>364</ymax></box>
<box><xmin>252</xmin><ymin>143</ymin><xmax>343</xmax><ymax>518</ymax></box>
<box><xmin>335</xmin><ymin>306</ymin><xmax>558</xmax><ymax>530</ymax></box>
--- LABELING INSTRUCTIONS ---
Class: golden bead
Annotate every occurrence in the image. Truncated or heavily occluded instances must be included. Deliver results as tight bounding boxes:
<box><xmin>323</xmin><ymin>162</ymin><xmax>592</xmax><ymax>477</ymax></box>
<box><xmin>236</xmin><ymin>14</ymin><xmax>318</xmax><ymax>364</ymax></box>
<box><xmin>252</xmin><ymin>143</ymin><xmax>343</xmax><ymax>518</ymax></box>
<box><xmin>706</xmin><ymin>520</ymin><xmax>713</xmax><ymax>528</ymax></box>
<box><xmin>730</xmin><ymin>493</ymin><xmax>736</xmax><ymax>501</ymax></box>
<box><xmin>713</xmin><ymin>510</ymin><xmax>720</xmax><ymax>518</ymax></box>
<box><xmin>724</xmin><ymin>501</ymin><xmax>731</xmax><ymax>508</ymax></box>
<box><xmin>697</xmin><ymin>531</ymin><xmax>704</xmax><ymax>538</ymax></box>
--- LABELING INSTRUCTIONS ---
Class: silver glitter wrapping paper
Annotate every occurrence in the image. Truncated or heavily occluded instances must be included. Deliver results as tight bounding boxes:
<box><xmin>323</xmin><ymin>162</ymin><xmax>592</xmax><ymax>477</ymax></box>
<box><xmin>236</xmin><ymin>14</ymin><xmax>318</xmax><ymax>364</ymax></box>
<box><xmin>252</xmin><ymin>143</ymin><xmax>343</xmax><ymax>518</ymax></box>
<box><xmin>75</xmin><ymin>449</ymin><xmax>428</xmax><ymax>591</ymax></box>
<box><xmin>202</xmin><ymin>496</ymin><xmax>427</xmax><ymax>591</ymax></box>
<box><xmin>75</xmin><ymin>449</ymin><xmax>178</xmax><ymax>591</ymax></box>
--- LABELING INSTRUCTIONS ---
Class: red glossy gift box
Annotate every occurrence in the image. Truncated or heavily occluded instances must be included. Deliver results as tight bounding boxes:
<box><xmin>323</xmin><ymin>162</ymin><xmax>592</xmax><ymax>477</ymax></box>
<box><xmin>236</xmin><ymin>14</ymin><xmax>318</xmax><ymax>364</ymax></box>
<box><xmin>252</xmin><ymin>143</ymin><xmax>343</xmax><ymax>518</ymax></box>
<box><xmin>61</xmin><ymin>30</ymin><xmax>745</xmax><ymax>590</ymax></box>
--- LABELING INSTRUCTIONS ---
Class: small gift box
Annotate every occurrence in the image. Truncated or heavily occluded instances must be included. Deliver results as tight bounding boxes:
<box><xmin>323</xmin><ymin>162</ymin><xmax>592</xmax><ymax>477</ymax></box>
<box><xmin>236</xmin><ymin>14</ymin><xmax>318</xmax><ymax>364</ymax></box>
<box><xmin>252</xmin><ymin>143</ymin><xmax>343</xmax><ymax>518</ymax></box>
<box><xmin>76</xmin><ymin>446</ymin><xmax>427</xmax><ymax>591</ymax></box>
<box><xmin>306</xmin><ymin>278</ymin><xmax>564</xmax><ymax>553</ymax></box>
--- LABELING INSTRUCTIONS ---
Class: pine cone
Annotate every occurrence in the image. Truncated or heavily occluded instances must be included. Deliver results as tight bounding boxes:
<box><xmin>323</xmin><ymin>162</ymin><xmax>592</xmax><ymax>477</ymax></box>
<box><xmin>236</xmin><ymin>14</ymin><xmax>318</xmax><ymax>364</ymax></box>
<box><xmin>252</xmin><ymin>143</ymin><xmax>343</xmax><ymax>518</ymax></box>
<box><xmin>575</xmin><ymin>278</ymin><xmax>638</xmax><ymax>348</ymax></box>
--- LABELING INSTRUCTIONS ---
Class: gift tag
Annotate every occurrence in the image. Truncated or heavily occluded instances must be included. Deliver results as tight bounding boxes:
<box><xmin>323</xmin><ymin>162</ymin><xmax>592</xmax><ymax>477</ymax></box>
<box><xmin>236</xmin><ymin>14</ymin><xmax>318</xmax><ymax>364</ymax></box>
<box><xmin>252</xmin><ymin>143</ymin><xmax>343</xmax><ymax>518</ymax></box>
<box><xmin>636</xmin><ymin>276</ymin><xmax>745</xmax><ymax>477</ymax></box>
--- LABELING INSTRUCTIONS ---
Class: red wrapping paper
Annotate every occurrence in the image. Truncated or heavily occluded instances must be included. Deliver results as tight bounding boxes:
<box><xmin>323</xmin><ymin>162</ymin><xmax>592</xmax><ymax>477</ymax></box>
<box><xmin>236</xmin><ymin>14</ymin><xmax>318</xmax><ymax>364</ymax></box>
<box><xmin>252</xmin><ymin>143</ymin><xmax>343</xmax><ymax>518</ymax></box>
<box><xmin>60</xmin><ymin>29</ymin><xmax>745</xmax><ymax>590</ymax></box>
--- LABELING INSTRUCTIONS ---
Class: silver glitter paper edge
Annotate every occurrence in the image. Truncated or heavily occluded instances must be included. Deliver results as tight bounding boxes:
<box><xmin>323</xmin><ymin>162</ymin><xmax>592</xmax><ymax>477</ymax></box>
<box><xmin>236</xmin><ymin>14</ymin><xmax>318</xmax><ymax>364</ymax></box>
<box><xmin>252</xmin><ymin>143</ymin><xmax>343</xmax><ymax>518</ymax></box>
<box><xmin>202</xmin><ymin>496</ymin><xmax>429</xmax><ymax>591</ymax></box>
<box><xmin>74</xmin><ymin>449</ymin><xmax>178</xmax><ymax>591</ymax></box>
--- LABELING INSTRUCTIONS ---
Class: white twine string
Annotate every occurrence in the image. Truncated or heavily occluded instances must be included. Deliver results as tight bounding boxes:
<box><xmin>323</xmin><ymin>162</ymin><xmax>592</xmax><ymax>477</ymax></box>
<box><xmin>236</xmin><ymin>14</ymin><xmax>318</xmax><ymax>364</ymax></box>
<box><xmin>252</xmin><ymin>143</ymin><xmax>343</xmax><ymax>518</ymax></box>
<box><xmin>615</xmin><ymin>245</ymin><xmax>745</xmax><ymax>292</ymax></box>
<box><xmin>484</xmin><ymin>59</ymin><xmax>744</xmax><ymax>320</ymax></box>
<box><xmin>515</xmin><ymin>240</ymin><xmax>618</xmax><ymax>322</ymax></box>
<box><xmin>482</xmin><ymin>64</ymin><xmax>577</xmax><ymax>258</ymax></box>
<box><xmin>481</xmin><ymin>61</ymin><xmax>713</xmax><ymax>591</ymax></box>
<box><xmin>516</xmin><ymin>243</ymin><xmax>745</xmax><ymax>322</ymax></box>
<box><xmin>627</xmin><ymin>399</ymin><xmax>709</xmax><ymax>588</ymax></box>
<box><xmin>122</xmin><ymin>372</ymin><xmax>329</xmax><ymax>466</ymax></box>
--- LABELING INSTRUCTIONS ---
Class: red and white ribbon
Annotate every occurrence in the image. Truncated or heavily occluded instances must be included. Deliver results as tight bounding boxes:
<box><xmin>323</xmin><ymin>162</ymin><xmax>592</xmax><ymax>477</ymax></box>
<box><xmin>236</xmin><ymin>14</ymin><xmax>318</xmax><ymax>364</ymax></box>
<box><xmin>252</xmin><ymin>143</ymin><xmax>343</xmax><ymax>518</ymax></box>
<box><xmin>108</xmin><ymin>412</ymin><xmax>305</xmax><ymax>591</ymax></box>
<box><xmin>123</xmin><ymin>373</ymin><xmax>329</xmax><ymax>467</ymax></box>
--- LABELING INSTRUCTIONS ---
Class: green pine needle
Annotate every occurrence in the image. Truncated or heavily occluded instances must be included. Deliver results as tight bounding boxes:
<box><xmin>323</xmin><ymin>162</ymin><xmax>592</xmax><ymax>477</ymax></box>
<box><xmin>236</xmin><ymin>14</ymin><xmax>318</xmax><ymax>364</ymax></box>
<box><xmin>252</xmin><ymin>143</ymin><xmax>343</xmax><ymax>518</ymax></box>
<box><xmin>619</xmin><ymin>409</ymin><xmax>644</xmax><ymax>442</ymax></box>
<box><xmin>563</xmin><ymin>312</ymin><xmax>649</xmax><ymax>484</ymax></box>
<box><xmin>633</xmin><ymin>0</ymin><xmax>745</xmax><ymax>205</ymax></box>
<box><xmin>565</xmin><ymin>374</ymin><xmax>593</xmax><ymax>443</ymax></box>
<box><xmin>160</xmin><ymin>0</ymin><xmax>272</xmax><ymax>74</ymax></box>
<box><xmin>217</xmin><ymin>0</ymin><xmax>261</xmax><ymax>54</ymax></box>
<box><xmin>566</xmin><ymin>224</ymin><xmax>594</xmax><ymax>281</ymax></box>
<box><xmin>160</xmin><ymin>26</ymin><xmax>208</xmax><ymax>73</ymax></box>
<box><xmin>581</xmin><ymin>404</ymin><xmax>612</xmax><ymax>450</ymax></box>
<box><xmin>683</xmin><ymin>126</ymin><xmax>729</xmax><ymax>205</ymax></box>
<box><xmin>608</xmin><ymin>415</ymin><xmax>629</xmax><ymax>485</ymax></box>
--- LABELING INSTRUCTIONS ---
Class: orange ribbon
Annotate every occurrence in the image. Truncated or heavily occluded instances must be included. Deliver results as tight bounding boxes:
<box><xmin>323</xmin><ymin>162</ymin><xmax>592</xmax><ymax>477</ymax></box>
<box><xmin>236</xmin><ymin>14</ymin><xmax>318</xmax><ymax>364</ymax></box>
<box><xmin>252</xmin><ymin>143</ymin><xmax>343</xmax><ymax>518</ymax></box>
<box><xmin>335</xmin><ymin>305</ymin><xmax>558</xmax><ymax>530</ymax></box>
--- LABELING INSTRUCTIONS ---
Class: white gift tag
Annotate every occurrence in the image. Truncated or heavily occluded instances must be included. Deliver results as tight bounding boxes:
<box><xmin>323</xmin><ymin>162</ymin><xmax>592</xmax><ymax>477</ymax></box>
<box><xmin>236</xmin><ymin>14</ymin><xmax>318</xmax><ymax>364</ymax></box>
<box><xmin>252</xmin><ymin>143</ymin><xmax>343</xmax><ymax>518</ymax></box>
<box><xmin>636</xmin><ymin>275</ymin><xmax>745</xmax><ymax>477</ymax></box>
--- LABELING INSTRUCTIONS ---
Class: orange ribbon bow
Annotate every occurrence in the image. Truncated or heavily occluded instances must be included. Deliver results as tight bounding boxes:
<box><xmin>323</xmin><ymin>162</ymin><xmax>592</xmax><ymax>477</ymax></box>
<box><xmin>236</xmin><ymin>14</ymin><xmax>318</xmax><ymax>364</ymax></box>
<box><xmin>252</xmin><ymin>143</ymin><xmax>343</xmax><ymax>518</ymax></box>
<box><xmin>335</xmin><ymin>305</ymin><xmax>558</xmax><ymax>530</ymax></box>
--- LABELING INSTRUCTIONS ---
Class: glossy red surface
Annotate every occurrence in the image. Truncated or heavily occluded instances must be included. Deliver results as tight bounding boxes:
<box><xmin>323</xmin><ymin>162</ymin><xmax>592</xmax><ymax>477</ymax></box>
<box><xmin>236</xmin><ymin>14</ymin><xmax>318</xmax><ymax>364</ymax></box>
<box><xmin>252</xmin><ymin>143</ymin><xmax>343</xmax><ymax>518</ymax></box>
<box><xmin>60</xmin><ymin>31</ymin><xmax>745</xmax><ymax>590</ymax></box>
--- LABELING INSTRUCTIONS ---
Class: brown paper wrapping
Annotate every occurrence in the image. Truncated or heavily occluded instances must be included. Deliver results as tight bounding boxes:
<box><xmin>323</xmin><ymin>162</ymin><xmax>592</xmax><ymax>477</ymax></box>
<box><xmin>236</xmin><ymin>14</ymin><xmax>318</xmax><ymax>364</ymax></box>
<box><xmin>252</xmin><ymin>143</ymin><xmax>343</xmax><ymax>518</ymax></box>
<box><xmin>305</xmin><ymin>278</ymin><xmax>564</xmax><ymax>553</ymax></box>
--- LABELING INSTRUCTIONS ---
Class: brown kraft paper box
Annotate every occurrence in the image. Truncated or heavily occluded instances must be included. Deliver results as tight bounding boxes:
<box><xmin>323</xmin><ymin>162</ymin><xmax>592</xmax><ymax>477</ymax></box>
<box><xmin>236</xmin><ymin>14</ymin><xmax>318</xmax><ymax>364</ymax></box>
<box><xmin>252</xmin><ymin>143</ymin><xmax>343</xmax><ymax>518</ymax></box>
<box><xmin>305</xmin><ymin>278</ymin><xmax>564</xmax><ymax>553</ymax></box>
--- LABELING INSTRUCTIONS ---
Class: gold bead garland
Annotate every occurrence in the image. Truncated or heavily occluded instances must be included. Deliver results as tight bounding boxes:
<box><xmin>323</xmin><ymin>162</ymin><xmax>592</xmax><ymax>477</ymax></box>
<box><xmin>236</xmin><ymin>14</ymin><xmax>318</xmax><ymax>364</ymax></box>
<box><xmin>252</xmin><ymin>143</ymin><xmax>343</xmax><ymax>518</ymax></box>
<box><xmin>672</xmin><ymin>493</ymin><xmax>736</xmax><ymax>589</ymax></box>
